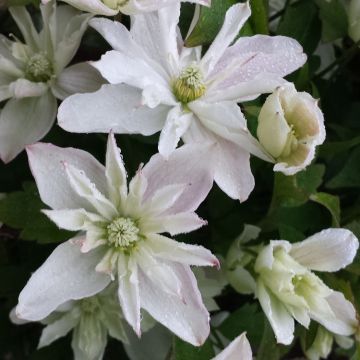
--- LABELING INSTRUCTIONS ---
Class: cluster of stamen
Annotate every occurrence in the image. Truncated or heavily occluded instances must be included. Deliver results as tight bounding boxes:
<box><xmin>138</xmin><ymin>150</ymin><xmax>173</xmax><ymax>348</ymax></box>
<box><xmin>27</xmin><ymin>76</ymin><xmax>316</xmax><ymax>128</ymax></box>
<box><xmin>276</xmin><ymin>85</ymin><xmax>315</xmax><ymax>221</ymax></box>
<box><xmin>25</xmin><ymin>52</ymin><xmax>53</xmax><ymax>83</ymax></box>
<box><xmin>106</xmin><ymin>217</ymin><xmax>139</xmax><ymax>251</ymax></box>
<box><xmin>173</xmin><ymin>64</ymin><xmax>206</xmax><ymax>104</ymax></box>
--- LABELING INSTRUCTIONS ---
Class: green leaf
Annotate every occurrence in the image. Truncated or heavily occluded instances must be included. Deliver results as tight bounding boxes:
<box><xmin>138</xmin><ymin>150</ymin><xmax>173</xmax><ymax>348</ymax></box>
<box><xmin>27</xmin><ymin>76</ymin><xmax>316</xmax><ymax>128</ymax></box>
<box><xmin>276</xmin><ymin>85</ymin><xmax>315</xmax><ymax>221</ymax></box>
<box><xmin>185</xmin><ymin>0</ymin><xmax>237</xmax><ymax>47</ymax></box>
<box><xmin>249</xmin><ymin>0</ymin><xmax>269</xmax><ymax>34</ymax></box>
<box><xmin>0</xmin><ymin>182</ymin><xmax>73</xmax><ymax>243</ymax></box>
<box><xmin>315</xmin><ymin>0</ymin><xmax>348</xmax><ymax>42</ymax></box>
<box><xmin>310</xmin><ymin>192</ymin><xmax>341</xmax><ymax>227</ymax></box>
<box><xmin>277</xmin><ymin>0</ymin><xmax>321</xmax><ymax>54</ymax></box>
<box><xmin>271</xmin><ymin>164</ymin><xmax>325</xmax><ymax>209</ymax></box>
<box><xmin>278</xmin><ymin>224</ymin><xmax>305</xmax><ymax>243</ymax></box>
<box><xmin>172</xmin><ymin>337</ymin><xmax>214</xmax><ymax>360</ymax></box>
<box><xmin>327</xmin><ymin>147</ymin><xmax>360</xmax><ymax>189</ymax></box>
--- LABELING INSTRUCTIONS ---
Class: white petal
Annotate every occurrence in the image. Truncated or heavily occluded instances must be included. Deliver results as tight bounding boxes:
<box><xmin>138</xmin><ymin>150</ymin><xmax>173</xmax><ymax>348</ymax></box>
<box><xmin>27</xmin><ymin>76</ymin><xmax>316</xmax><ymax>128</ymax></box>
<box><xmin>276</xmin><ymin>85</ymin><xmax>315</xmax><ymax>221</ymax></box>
<box><xmin>200</xmin><ymin>3</ymin><xmax>251</xmax><ymax>75</ymax></box>
<box><xmin>64</xmin><ymin>163</ymin><xmax>118</xmax><ymax>220</ymax></box>
<box><xmin>256</xmin><ymin>279</ymin><xmax>294</xmax><ymax>345</ymax></box>
<box><xmin>27</xmin><ymin>142</ymin><xmax>107</xmax><ymax>210</ymax></box>
<box><xmin>58</xmin><ymin>0</ymin><xmax>117</xmax><ymax>15</ymax></box>
<box><xmin>158</xmin><ymin>107</ymin><xmax>192</xmax><ymax>158</ymax></box>
<box><xmin>0</xmin><ymin>92</ymin><xmax>57</xmax><ymax>163</ymax></box>
<box><xmin>212</xmin><ymin>332</ymin><xmax>252</xmax><ymax>360</ymax></box>
<box><xmin>58</xmin><ymin>84</ymin><xmax>169</xmax><ymax>135</ymax></box>
<box><xmin>212</xmin><ymin>137</ymin><xmax>255</xmax><ymax>202</ymax></box>
<box><xmin>189</xmin><ymin>100</ymin><xmax>272</xmax><ymax>161</ymax></box>
<box><xmin>311</xmin><ymin>291</ymin><xmax>357</xmax><ymax>336</ymax></box>
<box><xmin>117</xmin><ymin>254</ymin><xmax>141</xmax><ymax>337</ymax></box>
<box><xmin>145</xmin><ymin>233</ymin><xmax>219</xmax><ymax>268</ymax></box>
<box><xmin>105</xmin><ymin>132</ymin><xmax>128</xmax><ymax>207</ymax></box>
<box><xmin>9</xmin><ymin>79</ymin><xmax>48</xmax><ymax>98</ymax></box>
<box><xmin>16</xmin><ymin>240</ymin><xmax>110</xmax><ymax>321</ymax></box>
<box><xmin>38</xmin><ymin>310</ymin><xmax>79</xmax><ymax>348</ymax></box>
<box><xmin>290</xmin><ymin>228</ymin><xmax>359</xmax><ymax>272</ymax></box>
<box><xmin>52</xmin><ymin>62</ymin><xmax>104</xmax><ymax>100</ymax></box>
<box><xmin>142</xmin><ymin>143</ymin><xmax>214</xmax><ymax>214</ymax></box>
<box><xmin>42</xmin><ymin>209</ymin><xmax>105</xmax><ymax>231</ymax></box>
<box><xmin>140</xmin><ymin>263</ymin><xmax>210</xmax><ymax>346</ymax></box>
<box><xmin>124</xmin><ymin>170</ymin><xmax>148</xmax><ymax>216</ymax></box>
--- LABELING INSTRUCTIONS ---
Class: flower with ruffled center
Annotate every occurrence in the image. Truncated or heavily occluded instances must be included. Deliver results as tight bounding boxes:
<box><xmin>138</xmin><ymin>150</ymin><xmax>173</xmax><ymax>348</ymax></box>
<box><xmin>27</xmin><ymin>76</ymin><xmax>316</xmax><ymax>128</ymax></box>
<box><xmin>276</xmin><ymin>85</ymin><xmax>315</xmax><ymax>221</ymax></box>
<box><xmin>15</xmin><ymin>133</ymin><xmax>219</xmax><ymax>346</ymax></box>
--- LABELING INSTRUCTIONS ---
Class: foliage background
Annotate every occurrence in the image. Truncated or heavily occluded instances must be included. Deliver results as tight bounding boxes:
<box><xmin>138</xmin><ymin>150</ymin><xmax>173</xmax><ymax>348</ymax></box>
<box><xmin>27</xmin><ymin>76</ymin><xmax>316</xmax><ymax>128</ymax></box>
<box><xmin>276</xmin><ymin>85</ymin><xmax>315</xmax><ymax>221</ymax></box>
<box><xmin>0</xmin><ymin>0</ymin><xmax>360</xmax><ymax>358</ymax></box>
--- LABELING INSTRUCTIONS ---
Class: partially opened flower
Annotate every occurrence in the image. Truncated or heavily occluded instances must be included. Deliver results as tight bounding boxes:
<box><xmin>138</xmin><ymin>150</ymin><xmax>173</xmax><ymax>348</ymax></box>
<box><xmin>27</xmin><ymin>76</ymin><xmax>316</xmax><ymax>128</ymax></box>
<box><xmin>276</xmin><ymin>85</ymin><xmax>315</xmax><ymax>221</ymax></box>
<box><xmin>16</xmin><ymin>133</ymin><xmax>218</xmax><ymax>346</ymax></box>
<box><xmin>212</xmin><ymin>332</ymin><xmax>252</xmax><ymax>360</ymax></box>
<box><xmin>254</xmin><ymin>228</ymin><xmax>359</xmax><ymax>345</ymax></box>
<box><xmin>0</xmin><ymin>1</ymin><xmax>104</xmax><ymax>162</ymax></box>
<box><xmin>58</xmin><ymin>2</ymin><xmax>306</xmax><ymax>201</ymax></box>
<box><xmin>257</xmin><ymin>83</ymin><xmax>326</xmax><ymax>175</ymax></box>
<box><xmin>47</xmin><ymin>0</ymin><xmax>210</xmax><ymax>16</ymax></box>
<box><xmin>12</xmin><ymin>286</ymin><xmax>129</xmax><ymax>360</ymax></box>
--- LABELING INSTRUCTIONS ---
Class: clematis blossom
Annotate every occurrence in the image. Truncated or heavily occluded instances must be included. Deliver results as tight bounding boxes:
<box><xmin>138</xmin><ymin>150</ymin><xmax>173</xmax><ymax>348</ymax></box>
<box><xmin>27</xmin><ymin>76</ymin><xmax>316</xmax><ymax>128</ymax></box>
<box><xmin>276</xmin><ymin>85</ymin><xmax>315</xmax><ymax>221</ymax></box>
<box><xmin>254</xmin><ymin>228</ymin><xmax>359</xmax><ymax>345</ymax></box>
<box><xmin>58</xmin><ymin>2</ymin><xmax>306</xmax><ymax>201</ymax></box>
<box><xmin>16</xmin><ymin>133</ymin><xmax>219</xmax><ymax>346</ymax></box>
<box><xmin>0</xmin><ymin>1</ymin><xmax>104</xmax><ymax>163</ymax></box>
<box><xmin>47</xmin><ymin>0</ymin><xmax>210</xmax><ymax>16</ymax></box>
<box><xmin>11</xmin><ymin>285</ymin><xmax>129</xmax><ymax>360</ymax></box>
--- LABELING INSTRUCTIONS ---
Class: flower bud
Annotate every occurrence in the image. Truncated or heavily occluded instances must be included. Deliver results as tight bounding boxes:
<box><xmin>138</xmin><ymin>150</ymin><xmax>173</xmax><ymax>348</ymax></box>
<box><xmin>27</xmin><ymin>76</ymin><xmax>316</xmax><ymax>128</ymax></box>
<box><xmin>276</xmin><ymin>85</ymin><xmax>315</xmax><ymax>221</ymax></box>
<box><xmin>257</xmin><ymin>83</ymin><xmax>325</xmax><ymax>175</ymax></box>
<box><xmin>349</xmin><ymin>0</ymin><xmax>360</xmax><ymax>43</ymax></box>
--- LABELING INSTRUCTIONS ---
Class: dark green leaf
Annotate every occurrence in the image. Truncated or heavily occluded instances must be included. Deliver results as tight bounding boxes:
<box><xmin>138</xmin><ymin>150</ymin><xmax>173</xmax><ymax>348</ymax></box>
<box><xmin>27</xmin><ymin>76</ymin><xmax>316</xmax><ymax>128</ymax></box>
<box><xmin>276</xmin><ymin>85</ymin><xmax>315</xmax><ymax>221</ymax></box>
<box><xmin>173</xmin><ymin>337</ymin><xmax>214</xmax><ymax>360</ymax></box>
<box><xmin>310</xmin><ymin>192</ymin><xmax>341</xmax><ymax>227</ymax></box>
<box><xmin>249</xmin><ymin>0</ymin><xmax>269</xmax><ymax>34</ymax></box>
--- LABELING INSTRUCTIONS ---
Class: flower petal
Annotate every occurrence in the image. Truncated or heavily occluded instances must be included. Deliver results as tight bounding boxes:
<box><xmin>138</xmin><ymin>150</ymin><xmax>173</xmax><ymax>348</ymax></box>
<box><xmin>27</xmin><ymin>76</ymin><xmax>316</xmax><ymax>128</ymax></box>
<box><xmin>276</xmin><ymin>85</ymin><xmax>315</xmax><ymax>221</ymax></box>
<box><xmin>142</xmin><ymin>143</ymin><xmax>214</xmax><ymax>214</ymax></box>
<box><xmin>117</xmin><ymin>254</ymin><xmax>141</xmax><ymax>337</ymax></box>
<box><xmin>16</xmin><ymin>239</ymin><xmax>110</xmax><ymax>321</ymax></box>
<box><xmin>146</xmin><ymin>233</ymin><xmax>219</xmax><ymax>268</ymax></box>
<box><xmin>58</xmin><ymin>84</ymin><xmax>169</xmax><ymax>135</ymax></box>
<box><xmin>0</xmin><ymin>92</ymin><xmax>57</xmax><ymax>163</ymax></box>
<box><xmin>57</xmin><ymin>0</ymin><xmax>117</xmax><ymax>15</ymax></box>
<box><xmin>27</xmin><ymin>142</ymin><xmax>107</xmax><ymax>210</ymax></box>
<box><xmin>212</xmin><ymin>332</ymin><xmax>252</xmax><ymax>360</ymax></box>
<box><xmin>290</xmin><ymin>228</ymin><xmax>359</xmax><ymax>272</ymax></box>
<box><xmin>139</xmin><ymin>263</ymin><xmax>210</xmax><ymax>346</ymax></box>
<box><xmin>52</xmin><ymin>62</ymin><xmax>104</xmax><ymax>100</ymax></box>
<box><xmin>200</xmin><ymin>2</ymin><xmax>251</xmax><ymax>75</ymax></box>
<box><xmin>256</xmin><ymin>279</ymin><xmax>294</xmax><ymax>345</ymax></box>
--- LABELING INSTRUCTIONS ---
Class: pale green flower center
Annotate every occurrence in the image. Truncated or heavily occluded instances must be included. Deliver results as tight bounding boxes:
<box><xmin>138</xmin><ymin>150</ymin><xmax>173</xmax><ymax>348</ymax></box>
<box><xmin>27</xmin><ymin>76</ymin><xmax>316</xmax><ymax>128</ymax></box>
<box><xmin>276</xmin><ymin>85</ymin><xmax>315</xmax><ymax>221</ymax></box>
<box><xmin>25</xmin><ymin>52</ymin><xmax>53</xmax><ymax>82</ymax></box>
<box><xmin>173</xmin><ymin>64</ymin><xmax>206</xmax><ymax>104</ymax></box>
<box><xmin>279</xmin><ymin>126</ymin><xmax>299</xmax><ymax>158</ymax></box>
<box><xmin>102</xmin><ymin>0</ymin><xmax>129</xmax><ymax>9</ymax></box>
<box><xmin>107</xmin><ymin>217</ymin><xmax>139</xmax><ymax>250</ymax></box>
<box><xmin>81</xmin><ymin>297</ymin><xmax>100</xmax><ymax>314</ymax></box>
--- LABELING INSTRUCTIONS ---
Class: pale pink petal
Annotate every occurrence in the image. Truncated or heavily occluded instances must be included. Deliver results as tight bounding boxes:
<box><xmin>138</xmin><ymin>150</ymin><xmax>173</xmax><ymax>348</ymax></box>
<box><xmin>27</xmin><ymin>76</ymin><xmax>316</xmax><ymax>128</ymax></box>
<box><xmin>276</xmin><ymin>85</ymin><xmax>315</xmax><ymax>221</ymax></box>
<box><xmin>212</xmin><ymin>332</ymin><xmax>252</xmax><ymax>360</ymax></box>
<box><xmin>200</xmin><ymin>3</ymin><xmax>251</xmax><ymax>75</ymax></box>
<box><xmin>290</xmin><ymin>229</ymin><xmax>359</xmax><ymax>272</ymax></box>
<box><xmin>58</xmin><ymin>84</ymin><xmax>169</xmax><ymax>135</ymax></box>
<box><xmin>26</xmin><ymin>142</ymin><xmax>107</xmax><ymax>211</ymax></box>
<box><xmin>142</xmin><ymin>143</ymin><xmax>214</xmax><ymax>214</ymax></box>
<box><xmin>16</xmin><ymin>239</ymin><xmax>110</xmax><ymax>321</ymax></box>
<box><xmin>146</xmin><ymin>233</ymin><xmax>219</xmax><ymax>267</ymax></box>
<box><xmin>139</xmin><ymin>263</ymin><xmax>210</xmax><ymax>346</ymax></box>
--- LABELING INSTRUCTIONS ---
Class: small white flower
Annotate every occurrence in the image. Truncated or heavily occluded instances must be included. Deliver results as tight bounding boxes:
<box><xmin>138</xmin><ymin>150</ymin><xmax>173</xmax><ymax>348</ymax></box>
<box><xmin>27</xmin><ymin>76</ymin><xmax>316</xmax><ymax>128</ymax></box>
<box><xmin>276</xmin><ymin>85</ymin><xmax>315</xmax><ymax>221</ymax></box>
<box><xmin>0</xmin><ymin>1</ymin><xmax>104</xmax><ymax>162</ymax></box>
<box><xmin>47</xmin><ymin>0</ymin><xmax>210</xmax><ymax>16</ymax></box>
<box><xmin>254</xmin><ymin>228</ymin><xmax>359</xmax><ymax>345</ymax></box>
<box><xmin>349</xmin><ymin>0</ymin><xmax>360</xmax><ymax>43</ymax></box>
<box><xmin>212</xmin><ymin>332</ymin><xmax>252</xmax><ymax>360</ymax></box>
<box><xmin>58</xmin><ymin>2</ymin><xmax>306</xmax><ymax>201</ymax></box>
<box><xmin>257</xmin><ymin>83</ymin><xmax>326</xmax><ymax>175</ymax></box>
<box><xmin>12</xmin><ymin>286</ymin><xmax>128</xmax><ymax>360</ymax></box>
<box><xmin>15</xmin><ymin>133</ymin><xmax>219</xmax><ymax>346</ymax></box>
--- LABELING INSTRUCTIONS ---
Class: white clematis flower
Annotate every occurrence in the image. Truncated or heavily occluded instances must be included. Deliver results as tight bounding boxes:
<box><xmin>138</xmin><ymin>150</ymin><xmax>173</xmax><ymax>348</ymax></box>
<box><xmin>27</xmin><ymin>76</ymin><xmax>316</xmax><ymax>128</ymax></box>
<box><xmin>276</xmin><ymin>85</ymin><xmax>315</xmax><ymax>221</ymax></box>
<box><xmin>257</xmin><ymin>83</ymin><xmax>326</xmax><ymax>175</ymax></box>
<box><xmin>0</xmin><ymin>1</ymin><xmax>104</xmax><ymax>163</ymax></box>
<box><xmin>254</xmin><ymin>228</ymin><xmax>359</xmax><ymax>345</ymax></box>
<box><xmin>212</xmin><ymin>332</ymin><xmax>252</xmax><ymax>360</ymax></box>
<box><xmin>12</xmin><ymin>286</ymin><xmax>129</xmax><ymax>360</ymax></box>
<box><xmin>58</xmin><ymin>2</ymin><xmax>306</xmax><ymax>201</ymax></box>
<box><xmin>47</xmin><ymin>0</ymin><xmax>210</xmax><ymax>16</ymax></box>
<box><xmin>16</xmin><ymin>133</ymin><xmax>219</xmax><ymax>346</ymax></box>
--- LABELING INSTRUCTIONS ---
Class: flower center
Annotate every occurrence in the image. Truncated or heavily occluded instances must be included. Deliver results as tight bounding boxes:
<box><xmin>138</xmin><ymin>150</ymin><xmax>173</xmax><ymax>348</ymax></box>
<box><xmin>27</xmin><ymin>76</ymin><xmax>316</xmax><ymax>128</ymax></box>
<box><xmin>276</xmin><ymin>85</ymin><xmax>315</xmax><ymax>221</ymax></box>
<box><xmin>173</xmin><ymin>64</ymin><xmax>206</xmax><ymax>104</ymax></box>
<box><xmin>25</xmin><ymin>52</ymin><xmax>53</xmax><ymax>82</ymax></box>
<box><xmin>106</xmin><ymin>217</ymin><xmax>139</xmax><ymax>250</ymax></box>
<box><xmin>81</xmin><ymin>297</ymin><xmax>100</xmax><ymax>314</ymax></box>
<box><xmin>102</xmin><ymin>0</ymin><xmax>129</xmax><ymax>9</ymax></box>
<box><xmin>280</xmin><ymin>126</ymin><xmax>299</xmax><ymax>158</ymax></box>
